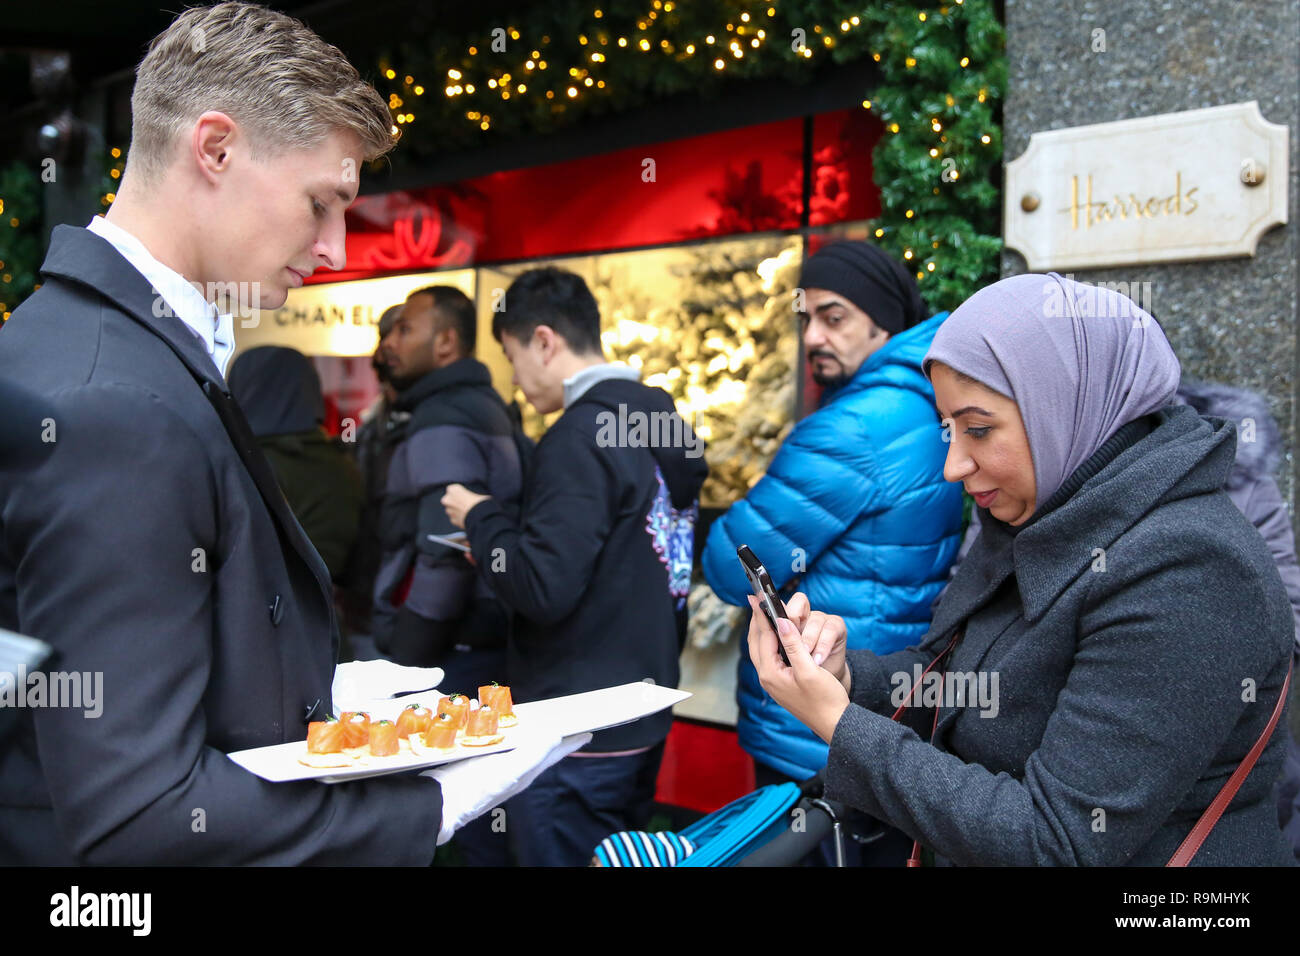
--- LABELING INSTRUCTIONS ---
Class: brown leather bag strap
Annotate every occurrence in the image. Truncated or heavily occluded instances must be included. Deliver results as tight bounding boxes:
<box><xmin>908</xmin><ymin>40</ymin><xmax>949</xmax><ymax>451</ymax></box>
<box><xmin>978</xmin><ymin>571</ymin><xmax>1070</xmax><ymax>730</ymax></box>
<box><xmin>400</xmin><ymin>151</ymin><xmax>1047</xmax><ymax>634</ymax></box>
<box><xmin>891</xmin><ymin>630</ymin><xmax>962</xmax><ymax>721</ymax></box>
<box><xmin>1167</xmin><ymin>660</ymin><xmax>1294</xmax><ymax>867</ymax></box>
<box><xmin>894</xmin><ymin>629</ymin><xmax>963</xmax><ymax>867</ymax></box>
<box><xmin>905</xmin><ymin>700</ymin><xmax>945</xmax><ymax>868</ymax></box>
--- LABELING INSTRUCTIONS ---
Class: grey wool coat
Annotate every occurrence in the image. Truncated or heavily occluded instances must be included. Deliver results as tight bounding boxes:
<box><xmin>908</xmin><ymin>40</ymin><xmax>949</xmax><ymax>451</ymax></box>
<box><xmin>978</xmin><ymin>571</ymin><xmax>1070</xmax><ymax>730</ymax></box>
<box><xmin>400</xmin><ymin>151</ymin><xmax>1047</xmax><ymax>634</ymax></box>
<box><xmin>825</xmin><ymin>404</ymin><xmax>1295</xmax><ymax>865</ymax></box>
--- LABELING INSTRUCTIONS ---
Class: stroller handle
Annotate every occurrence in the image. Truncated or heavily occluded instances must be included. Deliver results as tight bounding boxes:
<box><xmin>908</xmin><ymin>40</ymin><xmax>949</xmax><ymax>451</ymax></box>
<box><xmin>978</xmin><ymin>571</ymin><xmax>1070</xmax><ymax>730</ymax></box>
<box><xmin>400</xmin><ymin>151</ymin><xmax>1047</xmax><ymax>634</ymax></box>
<box><xmin>735</xmin><ymin>796</ymin><xmax>842</xmax><ymax>867</ymax></box>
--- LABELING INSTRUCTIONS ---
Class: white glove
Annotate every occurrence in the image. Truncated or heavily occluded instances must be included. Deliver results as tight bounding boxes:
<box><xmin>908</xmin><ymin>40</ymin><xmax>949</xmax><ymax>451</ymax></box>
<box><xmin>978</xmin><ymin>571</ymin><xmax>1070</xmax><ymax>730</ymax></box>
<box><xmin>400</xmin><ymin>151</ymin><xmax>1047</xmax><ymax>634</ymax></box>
<box><xmin>331</xmin><ymin>659</ymin><xmax>444</xmax><ymax>713</ymax></box>
<box><xmin>422</xmin><ymin>731</ymin><xmax>592</xmax><ymax>845</ymax></box>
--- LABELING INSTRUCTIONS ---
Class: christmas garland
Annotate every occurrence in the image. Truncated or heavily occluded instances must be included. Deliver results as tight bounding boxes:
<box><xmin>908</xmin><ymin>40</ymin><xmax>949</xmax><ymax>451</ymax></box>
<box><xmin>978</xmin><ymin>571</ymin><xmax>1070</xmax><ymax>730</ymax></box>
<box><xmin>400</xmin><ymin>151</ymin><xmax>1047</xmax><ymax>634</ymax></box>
<box><xmin>0</xmin><ymin>145</ymin><xmax>124</xmax><ymax>324</ymax></box>
<box><xmin>377</xmin><ymin>0</ymin><xmax>1005</xmax><ymax>311</ymax></box>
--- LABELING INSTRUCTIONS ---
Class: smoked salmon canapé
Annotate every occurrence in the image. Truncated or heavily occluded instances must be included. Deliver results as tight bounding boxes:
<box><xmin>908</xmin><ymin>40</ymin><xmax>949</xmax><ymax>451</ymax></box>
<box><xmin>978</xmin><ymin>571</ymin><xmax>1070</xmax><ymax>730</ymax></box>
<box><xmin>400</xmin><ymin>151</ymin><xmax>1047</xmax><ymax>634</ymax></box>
<box><xmin>338</xmin><ymin>712</ymin><xmax>372</xmax><ymax>749</ymax></box>
<box><xmin>462</xmin><ymin>706</ymin><xmax>505</xmax><ymax>747</ymax></box>
<box><xmin>465</xmin><ymin>706</ymin><xmax>499</xmax><ymax>738</ymax></box>
<box><xmin>419</xmin><ymin>712</ymin><xmax>460</xmax><ymax>751</ymax></box>
<box><xmin>478</xmin><ymin>684</ymin><xmax>518</xmax><ymax>727</ymax></box>
<box><xmin>299</xmin><ymin>717</ymin><xmax>365</xmax><ymax>769</ymax></box>
<box><xmin>394</xmin><ymin>703</ymin><xmax>434</xmax><ymax>740</ymax></box>
<box><xmin>436</xmin><ymin>694</ymin><xmax>470</xmax><ymax>732</ymax></box>
<box><xmin>306</xmin><ymin>718</ymin><xmax>347</xmax><ymax>754</ymax></box>
<box><xmin>368</xmin><ymin>720</ymin><xmax>400</xmax><ymax>757</ymax></box>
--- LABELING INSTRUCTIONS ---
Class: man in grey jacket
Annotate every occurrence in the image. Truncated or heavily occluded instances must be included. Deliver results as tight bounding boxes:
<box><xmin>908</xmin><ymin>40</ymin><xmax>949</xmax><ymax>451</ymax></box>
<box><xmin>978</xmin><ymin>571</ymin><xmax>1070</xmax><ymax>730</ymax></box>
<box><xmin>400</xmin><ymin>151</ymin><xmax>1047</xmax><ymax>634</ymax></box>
<box><xmin>373</xmin><ymin>285</ymin><xmax>525</xmax><ymax>690</ymax></box>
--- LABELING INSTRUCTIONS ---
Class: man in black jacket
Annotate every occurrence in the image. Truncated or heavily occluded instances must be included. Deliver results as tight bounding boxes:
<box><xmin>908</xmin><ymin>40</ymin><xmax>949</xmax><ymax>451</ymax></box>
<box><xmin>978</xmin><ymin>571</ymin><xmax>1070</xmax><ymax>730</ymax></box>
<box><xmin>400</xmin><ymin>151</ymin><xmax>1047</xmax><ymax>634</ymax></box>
<box><xmin>373</xmin><ymin>285</ymin><xmax>524</xmax><ymax>695</ymax></box>
<box><xmin>443</xmin><ymin>267</ymin><xmax>708</xmax><ymax>866</ymax></box>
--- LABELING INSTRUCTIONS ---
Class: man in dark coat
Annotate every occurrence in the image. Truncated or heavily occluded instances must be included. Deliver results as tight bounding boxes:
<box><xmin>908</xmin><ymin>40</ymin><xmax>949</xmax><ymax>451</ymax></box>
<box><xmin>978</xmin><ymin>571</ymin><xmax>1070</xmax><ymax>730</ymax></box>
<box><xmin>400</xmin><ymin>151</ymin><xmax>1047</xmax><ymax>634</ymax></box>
<box><xmin>371</xmin><ymin>285</ymin><xmax>525</xmax><ymax>691</ymax></box>
<box><xmin>0</xmin><ymin>2</ymin><xmax>574</xmax><ymax>865</ymax></box>
<box><xmin>443</xmin><ymin>267</ymin><xmax>709</xmax><ymax>866</ymax></box>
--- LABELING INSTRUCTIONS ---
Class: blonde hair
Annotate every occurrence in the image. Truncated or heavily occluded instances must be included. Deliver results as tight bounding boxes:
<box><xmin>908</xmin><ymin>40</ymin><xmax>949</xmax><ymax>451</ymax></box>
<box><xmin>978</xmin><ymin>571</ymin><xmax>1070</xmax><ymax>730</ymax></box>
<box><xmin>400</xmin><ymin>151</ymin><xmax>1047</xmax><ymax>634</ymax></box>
<box><xmin>127</xmin><ymin>2</ymin><xmax>397</xmax><ymax>183</ymax></box>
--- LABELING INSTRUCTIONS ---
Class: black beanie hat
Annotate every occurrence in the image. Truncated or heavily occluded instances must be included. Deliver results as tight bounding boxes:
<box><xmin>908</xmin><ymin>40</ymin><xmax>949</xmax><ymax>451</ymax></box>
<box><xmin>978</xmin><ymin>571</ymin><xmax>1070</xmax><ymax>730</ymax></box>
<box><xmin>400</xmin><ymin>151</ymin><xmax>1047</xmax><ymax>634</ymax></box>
<box><xmin>797</xmin><ymin>241</ymin><xmax>927</xmax><ymax>335</ymax></box>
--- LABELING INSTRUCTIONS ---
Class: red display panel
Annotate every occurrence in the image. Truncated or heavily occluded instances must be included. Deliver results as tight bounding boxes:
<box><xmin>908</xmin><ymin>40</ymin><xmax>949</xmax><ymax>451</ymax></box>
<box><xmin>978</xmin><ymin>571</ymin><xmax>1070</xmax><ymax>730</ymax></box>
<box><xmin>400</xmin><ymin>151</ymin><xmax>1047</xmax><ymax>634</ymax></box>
<box><xmin>809</xmin><ymin>107</ymin><xmax>882</xmax><ymax>226</ymax></box>
<box><xmin>309</xmin><ymin>107</ymin><xmax>882</xmax><ymax>285</ymax></box>
<box><xmin>655</xmin><ymin>719</ymin><xmax>755</xmax><ymax>814</ymax></box>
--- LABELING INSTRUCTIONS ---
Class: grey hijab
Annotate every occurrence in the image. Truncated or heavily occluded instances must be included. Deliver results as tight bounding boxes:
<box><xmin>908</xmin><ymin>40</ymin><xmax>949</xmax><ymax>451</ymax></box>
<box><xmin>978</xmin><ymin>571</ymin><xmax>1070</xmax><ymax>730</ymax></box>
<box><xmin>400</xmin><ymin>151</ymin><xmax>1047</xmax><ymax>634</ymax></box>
<box><xmin>923</xmin><ymin>273</ymin><xmax>1181</xmax><ymax>509</ymax></box>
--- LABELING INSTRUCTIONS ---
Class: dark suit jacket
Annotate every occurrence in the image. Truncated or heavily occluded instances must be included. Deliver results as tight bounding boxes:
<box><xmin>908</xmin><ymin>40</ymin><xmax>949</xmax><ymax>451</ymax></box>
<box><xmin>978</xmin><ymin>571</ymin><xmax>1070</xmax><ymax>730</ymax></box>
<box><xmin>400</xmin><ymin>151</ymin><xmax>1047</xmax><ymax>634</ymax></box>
<box><xmin>0</xmin><ymin>225</ymin><xmax>443</xmax><ymax>864</ymax></box>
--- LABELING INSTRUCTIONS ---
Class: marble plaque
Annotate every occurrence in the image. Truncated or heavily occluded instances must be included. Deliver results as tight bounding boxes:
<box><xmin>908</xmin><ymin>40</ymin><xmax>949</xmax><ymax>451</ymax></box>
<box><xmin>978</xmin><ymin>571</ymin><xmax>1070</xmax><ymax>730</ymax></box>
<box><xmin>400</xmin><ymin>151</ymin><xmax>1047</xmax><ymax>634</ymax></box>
<box><xmin>1004</xmin><ymin>101</ymin><xmax>1288</xmax><ymax>270</ymax></box>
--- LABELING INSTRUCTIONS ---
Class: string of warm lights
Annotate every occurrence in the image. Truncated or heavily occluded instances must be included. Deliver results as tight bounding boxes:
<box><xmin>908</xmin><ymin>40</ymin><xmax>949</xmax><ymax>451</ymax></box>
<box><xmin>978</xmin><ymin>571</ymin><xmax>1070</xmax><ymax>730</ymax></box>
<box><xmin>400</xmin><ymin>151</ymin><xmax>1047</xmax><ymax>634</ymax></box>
<box><xmin>99</xmin><ymin>146</ymin><xmax>125</xmax><ymax>209</ymax></box>
<box><xmin>0</xmin><ymin>159</ymin><xmax>42</xmax><ymax>322</ymax></box>
<box><xmin>378</xmin><ymin>0</ymin><xmax>1004</xmax><ymax>310</ymax></box>
<box><xmin>381</xmin><ymin>4</ymin><xmax>837</xmax><ymax>136</ymax></box>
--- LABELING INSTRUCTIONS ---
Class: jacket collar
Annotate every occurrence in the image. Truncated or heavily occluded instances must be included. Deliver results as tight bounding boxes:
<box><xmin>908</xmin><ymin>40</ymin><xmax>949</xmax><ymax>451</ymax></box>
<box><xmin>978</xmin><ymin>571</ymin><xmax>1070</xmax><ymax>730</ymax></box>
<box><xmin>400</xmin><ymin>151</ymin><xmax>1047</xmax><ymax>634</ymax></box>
<box><xmin>927</xmin><ymin>517</ymin><xmax>1017</xmax><ymax>649</ymax></box>
<box><xmin>935</xmin><ymin>405</ymin><xmax>1233</xmax><ymax>645</ymax></box>
<box><xmin>1174</xmin><ymin>379</ymin><xmax>1281</xmax><ymax>487</ymax></box>
<box><xmin>564</xmin><ymin>362</ymin><xmax>640</xmax><ymax>408</ymax></box>
<box><xmin>395</xmin><ymin>357</ymin><xmax>492</xmax><ymax>411</ymax></box>
<box><xmin>86</xmin><ymin>215</ymin><xmax>234</xmax><ymax>379</ymax></box>
<box><xmin>1008</xmin><ymin>405</ymin><xmax>1234</xmax><ymax>620</ymax></box>
<box><xmin>40</xmin><ymin>225</ymin><xmax>230</xmax><ymax>396</ymax></box>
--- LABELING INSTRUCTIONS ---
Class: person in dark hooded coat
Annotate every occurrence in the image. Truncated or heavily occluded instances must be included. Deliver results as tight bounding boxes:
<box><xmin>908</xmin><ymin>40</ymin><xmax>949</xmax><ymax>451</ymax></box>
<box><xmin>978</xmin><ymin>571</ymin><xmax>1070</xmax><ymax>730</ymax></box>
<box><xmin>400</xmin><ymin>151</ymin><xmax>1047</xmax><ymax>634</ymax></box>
<box><xmin>228</xmin><ymin>345</ymin><xmax>364</xmax><ymax>581</ymax></box>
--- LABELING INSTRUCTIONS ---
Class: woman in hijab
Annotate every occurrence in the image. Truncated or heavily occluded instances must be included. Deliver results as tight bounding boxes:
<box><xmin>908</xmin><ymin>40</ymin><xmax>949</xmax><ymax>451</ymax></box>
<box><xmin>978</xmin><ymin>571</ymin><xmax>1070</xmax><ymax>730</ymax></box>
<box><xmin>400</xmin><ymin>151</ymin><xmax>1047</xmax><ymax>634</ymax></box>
<box><xmin>747</xmin><ymin>273</ymin><xmax>1296</xmax><ymax>865</ymax></box>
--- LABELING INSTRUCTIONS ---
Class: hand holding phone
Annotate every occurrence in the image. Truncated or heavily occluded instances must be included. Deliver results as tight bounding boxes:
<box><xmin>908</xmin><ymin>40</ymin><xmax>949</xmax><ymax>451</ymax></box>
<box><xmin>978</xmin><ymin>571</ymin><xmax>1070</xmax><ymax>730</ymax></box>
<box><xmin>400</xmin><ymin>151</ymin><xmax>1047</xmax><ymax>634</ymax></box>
<box><xmin>737</xmin><ymin>545</ymin><xmax>790</xmax><ymax>666</ymax></box>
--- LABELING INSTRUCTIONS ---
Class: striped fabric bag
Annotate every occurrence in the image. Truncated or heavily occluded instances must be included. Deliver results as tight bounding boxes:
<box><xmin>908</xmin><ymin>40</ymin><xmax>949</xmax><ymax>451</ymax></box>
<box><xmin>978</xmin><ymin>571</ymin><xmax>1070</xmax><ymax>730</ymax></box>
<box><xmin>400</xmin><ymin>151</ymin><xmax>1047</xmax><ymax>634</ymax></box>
<box><xmin>592</xmin><ymin>782</ymin><xmax>803</xmax><ymax>867</ymax></box>
<box><xmin>593</xmin><ymin>830</ymin><xmax>695</xmax><ymax>867</ymax></box>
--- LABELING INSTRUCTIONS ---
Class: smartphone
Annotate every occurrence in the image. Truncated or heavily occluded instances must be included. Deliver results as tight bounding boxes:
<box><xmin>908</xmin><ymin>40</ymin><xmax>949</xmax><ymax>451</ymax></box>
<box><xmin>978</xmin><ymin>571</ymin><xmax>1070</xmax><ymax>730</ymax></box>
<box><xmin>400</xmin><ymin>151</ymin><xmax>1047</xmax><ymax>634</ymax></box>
<box><xmin>426</xmin><ymin>531</ymin><xmax>470</xmax><ymax>553</ymax></box>
<box><xmin>737</xmin><ymin>545</ymin><xmax>790</xmax><ymax>666</ymax></box>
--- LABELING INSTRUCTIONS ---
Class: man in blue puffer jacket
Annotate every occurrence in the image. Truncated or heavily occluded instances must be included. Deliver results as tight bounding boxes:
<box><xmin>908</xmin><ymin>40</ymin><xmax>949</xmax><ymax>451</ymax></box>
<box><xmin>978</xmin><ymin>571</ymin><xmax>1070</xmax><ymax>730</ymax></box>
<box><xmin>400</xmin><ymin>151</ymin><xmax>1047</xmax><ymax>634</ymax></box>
<box><xmin>703</xmin><ymin>241</ymin><xmax>965</xmax><ymax>797</ymax></box>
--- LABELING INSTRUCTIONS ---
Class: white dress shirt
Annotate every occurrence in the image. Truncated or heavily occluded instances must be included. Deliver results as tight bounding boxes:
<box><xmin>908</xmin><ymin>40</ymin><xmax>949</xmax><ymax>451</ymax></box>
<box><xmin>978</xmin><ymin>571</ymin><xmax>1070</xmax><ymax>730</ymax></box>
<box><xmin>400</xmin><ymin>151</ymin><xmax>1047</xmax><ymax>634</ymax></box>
<box><xmin>87</xmin><ymin>215</ymin><xmax>236</xmax><ymax>378</ymax></box>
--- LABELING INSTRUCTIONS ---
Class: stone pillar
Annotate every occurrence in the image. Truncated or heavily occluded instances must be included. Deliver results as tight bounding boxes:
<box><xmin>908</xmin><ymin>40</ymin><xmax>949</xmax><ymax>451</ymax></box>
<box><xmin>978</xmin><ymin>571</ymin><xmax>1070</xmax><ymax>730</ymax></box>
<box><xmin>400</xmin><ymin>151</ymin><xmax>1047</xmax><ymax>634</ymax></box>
<box><xmin>1003</xmin><ymin>0</ymin><xmax>1298</xmax><ymax>503</ymax></box>
<box><xmin>1002</xmin><ymin>0</ymin><xmax>1300</xmax><ymax>732</ymax></box>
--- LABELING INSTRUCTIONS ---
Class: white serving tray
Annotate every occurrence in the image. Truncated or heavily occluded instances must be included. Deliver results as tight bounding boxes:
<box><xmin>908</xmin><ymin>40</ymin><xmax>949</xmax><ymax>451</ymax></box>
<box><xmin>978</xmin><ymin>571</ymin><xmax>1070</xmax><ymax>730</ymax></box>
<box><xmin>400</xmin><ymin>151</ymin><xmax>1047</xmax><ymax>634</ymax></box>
<box><xmin>227</xmin><ymin>681</ymin><xmax>690</xmax><ymax>784</ymax></box>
